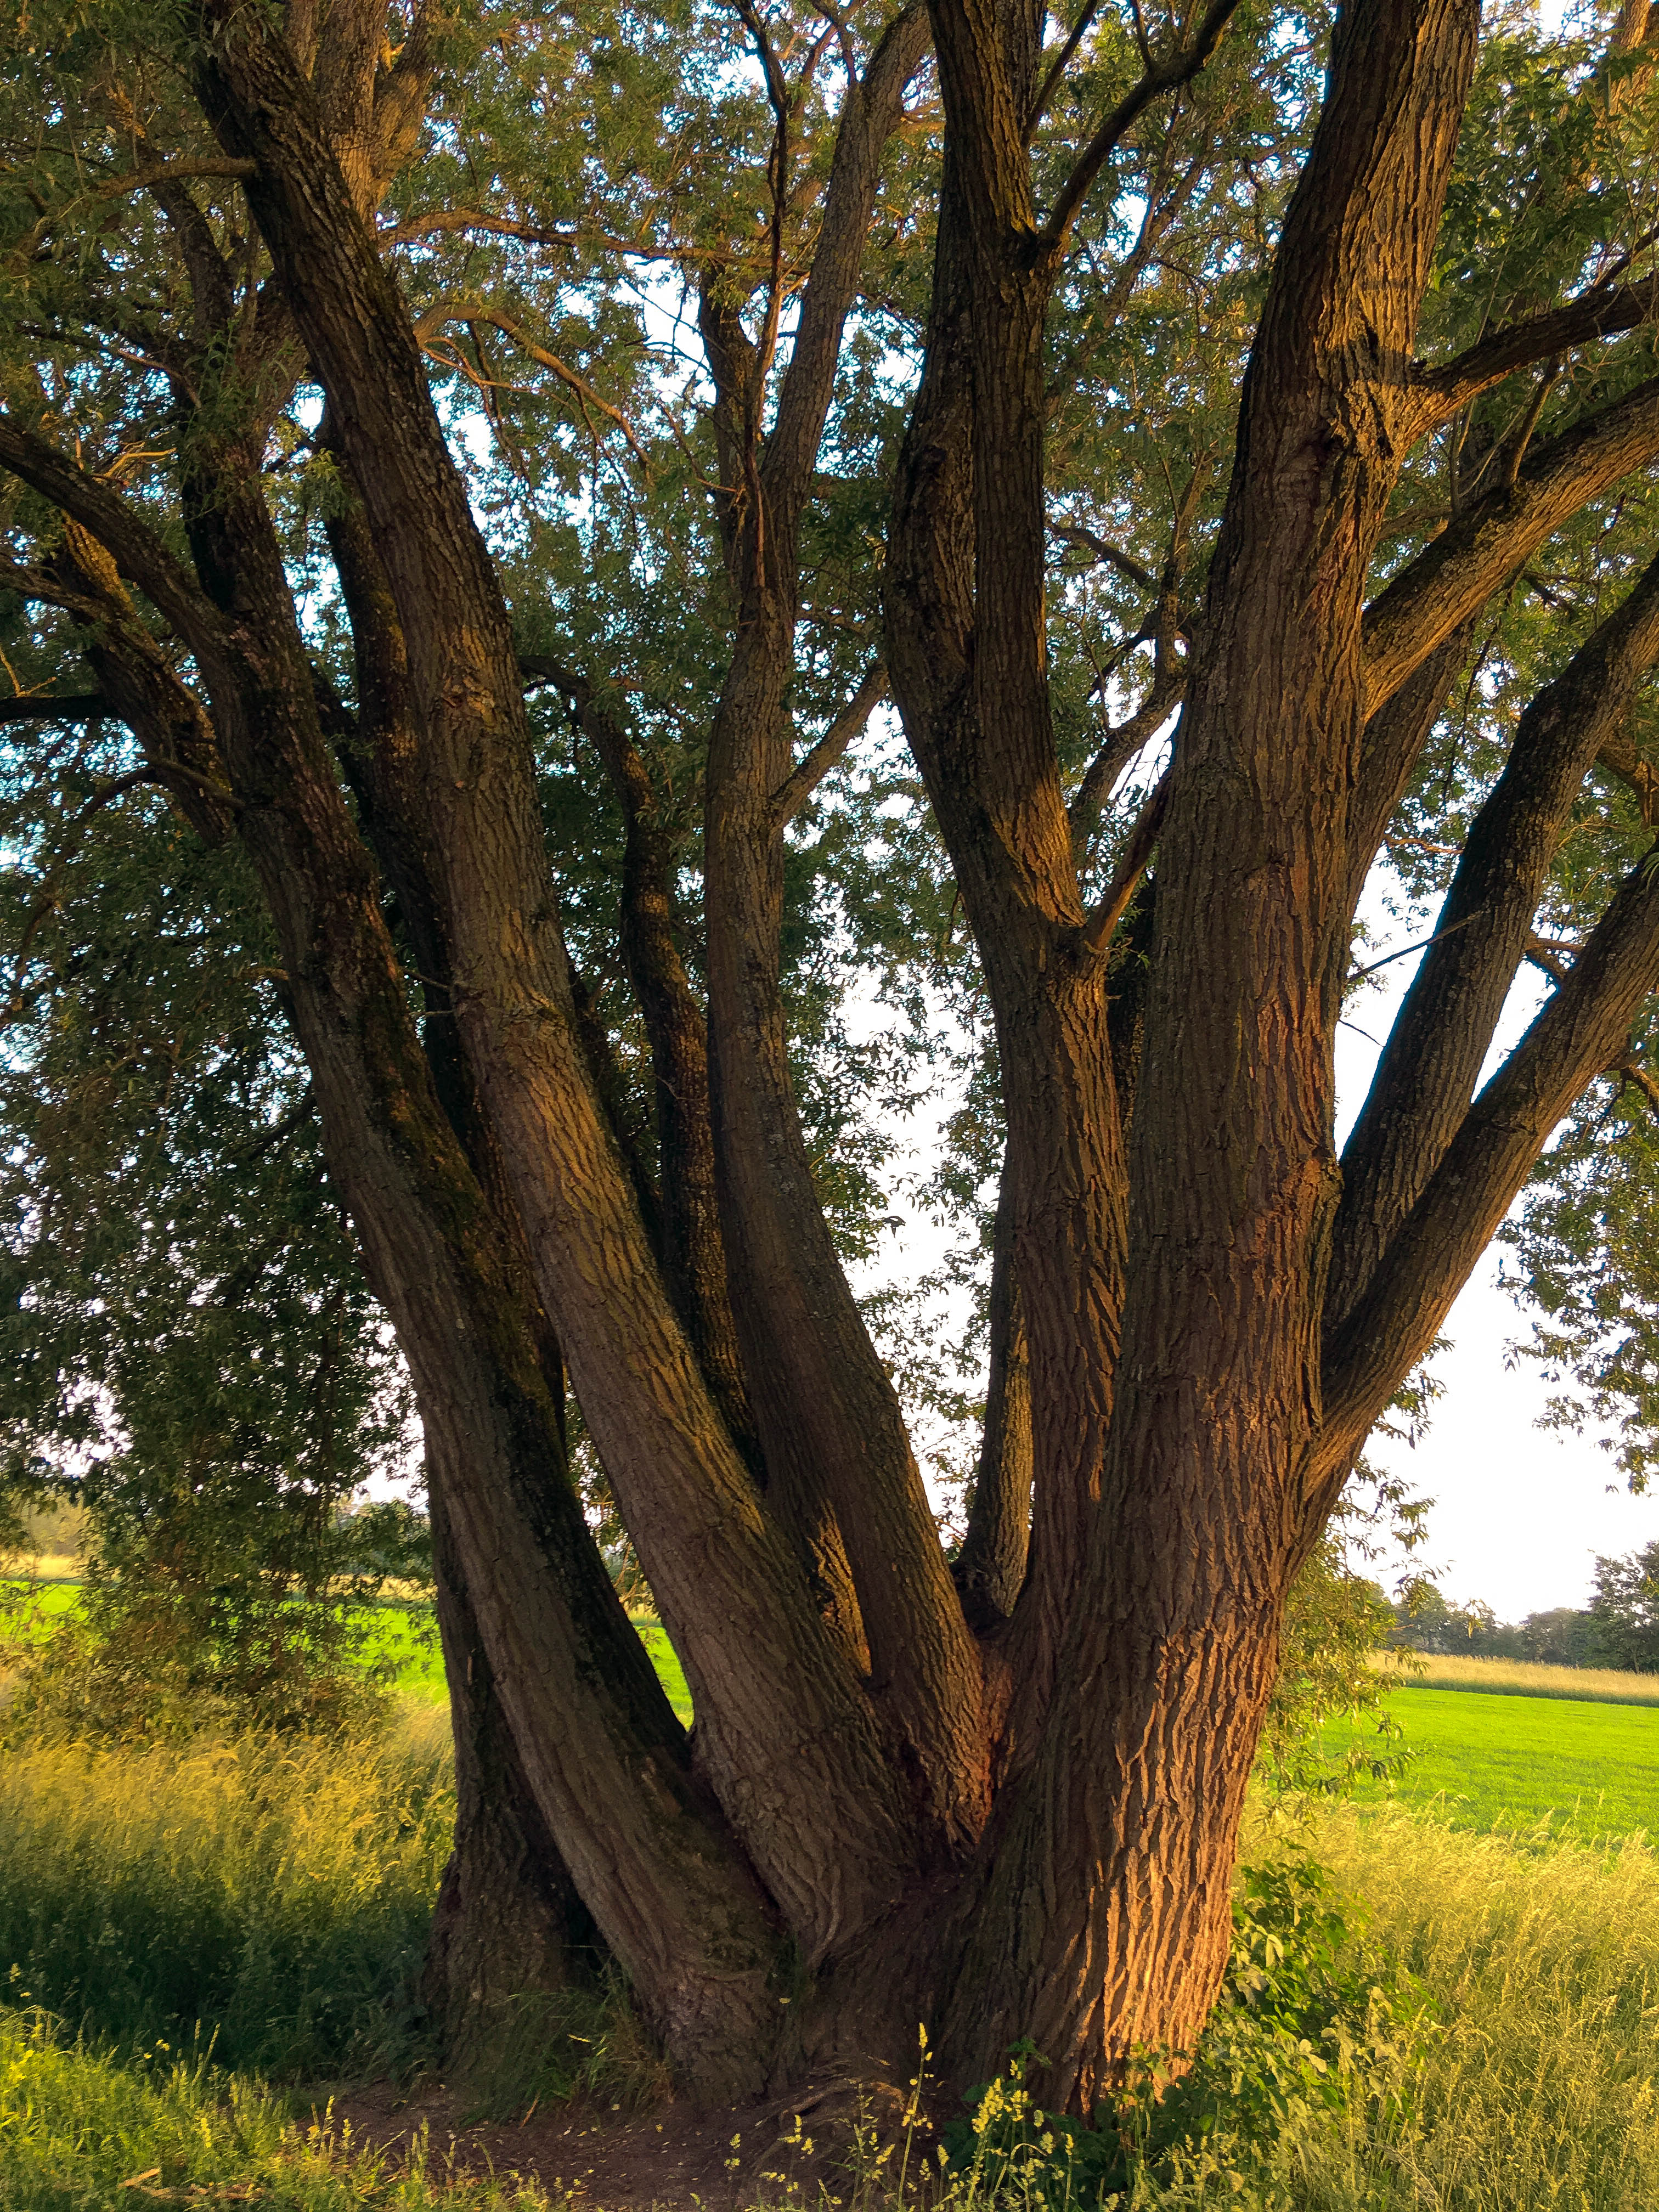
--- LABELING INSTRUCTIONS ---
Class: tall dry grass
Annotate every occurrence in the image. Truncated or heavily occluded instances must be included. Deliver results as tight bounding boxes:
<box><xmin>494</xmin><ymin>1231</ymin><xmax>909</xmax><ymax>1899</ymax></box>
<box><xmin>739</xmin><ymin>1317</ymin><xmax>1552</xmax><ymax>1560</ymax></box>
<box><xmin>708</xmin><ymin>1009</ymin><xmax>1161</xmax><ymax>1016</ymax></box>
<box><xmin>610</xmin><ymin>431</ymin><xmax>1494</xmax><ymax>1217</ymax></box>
<box><xmin>1372</xmin><ymin>1648</ymin><xmax>1659</xmax><ymax>1705</ymax></box>
<box><xmin>1279</xmin><ymin>1802</ymin><xmax>1659</xmax><ymax>2210</ymax></box>
<box><xmin>0</xmin><ymin>1702</ymin><xmax>454</xmax><ymax>2076</ymax></box>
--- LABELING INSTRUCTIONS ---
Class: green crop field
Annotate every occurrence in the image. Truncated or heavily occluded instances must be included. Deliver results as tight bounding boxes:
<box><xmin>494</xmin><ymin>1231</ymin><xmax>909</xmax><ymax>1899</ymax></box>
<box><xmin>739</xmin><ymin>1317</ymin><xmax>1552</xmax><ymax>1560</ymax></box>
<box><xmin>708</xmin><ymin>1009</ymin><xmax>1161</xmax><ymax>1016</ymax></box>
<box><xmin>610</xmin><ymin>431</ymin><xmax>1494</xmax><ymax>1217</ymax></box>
<box><xmin>1324</xmin><ymin>1681</ymin><xmax>1659</xmax><ymax>1841</ymax></box>
<box><xmin>16</xmin><ymin>1577</ymin><xmax>1653</xmax><ymax>1837</ymax></box>
<box><xmin>4</xmin><ymin>1577</ymin><xmax>695</xmax><ymax>1727</ymax></box>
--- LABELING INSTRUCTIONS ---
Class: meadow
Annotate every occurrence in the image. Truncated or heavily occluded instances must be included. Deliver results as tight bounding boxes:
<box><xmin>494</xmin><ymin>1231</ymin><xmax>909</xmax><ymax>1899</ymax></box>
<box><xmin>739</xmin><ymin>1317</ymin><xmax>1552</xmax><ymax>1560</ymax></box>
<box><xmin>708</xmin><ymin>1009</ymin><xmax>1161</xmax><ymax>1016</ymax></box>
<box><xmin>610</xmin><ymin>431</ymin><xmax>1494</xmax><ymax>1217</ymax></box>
<box><xmin>7</xmin><ymin>1610</ymin><xmax>1659</xmax><ymax>2207</ymax></box>
<box><xmin>1326</xmin><ymin>1679</ymin><xmax>1659</xmax><ymax>1840</ymax></box>
<box><xmin>1374</xmin><ymin>1648</ymin><xmax>1659</xmax><ymax>1706</ymax></box>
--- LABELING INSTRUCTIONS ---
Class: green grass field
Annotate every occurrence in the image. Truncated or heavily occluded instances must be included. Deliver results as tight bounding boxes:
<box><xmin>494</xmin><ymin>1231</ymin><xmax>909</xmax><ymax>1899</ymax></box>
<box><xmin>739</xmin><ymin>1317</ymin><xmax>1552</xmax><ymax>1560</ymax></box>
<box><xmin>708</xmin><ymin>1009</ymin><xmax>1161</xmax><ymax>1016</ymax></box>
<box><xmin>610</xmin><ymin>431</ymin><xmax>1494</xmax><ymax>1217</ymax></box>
<box><xmin>4</xmin><ymin>1577</ymin><xmax>694</xmax><ymax>1723</ymax></box>
<box><xmin>1327</xmin><ymin>1680</ymin><xmax>1659</xmax><ymax>1841</ymax></box>
<box><xmin>9</xmin><ymin>1605</ymin><xmax>1659</xmax><ymax>2205</ymax></box>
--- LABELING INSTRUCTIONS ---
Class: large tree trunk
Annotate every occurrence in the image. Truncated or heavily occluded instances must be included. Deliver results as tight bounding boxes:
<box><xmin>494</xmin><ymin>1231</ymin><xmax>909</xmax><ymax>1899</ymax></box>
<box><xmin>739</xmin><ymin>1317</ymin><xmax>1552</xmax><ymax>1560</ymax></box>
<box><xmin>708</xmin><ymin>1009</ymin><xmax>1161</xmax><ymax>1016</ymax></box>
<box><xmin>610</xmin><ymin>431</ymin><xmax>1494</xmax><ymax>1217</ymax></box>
<box><xmin>11</xmin><ymin>0</ymin><xmax>1659</xmax><ymax>2126</ymax></box>
<box><xmin>419</xmin><ymin>1480</ymin><xmax>596</xmax><ymax>2074</ymax></box>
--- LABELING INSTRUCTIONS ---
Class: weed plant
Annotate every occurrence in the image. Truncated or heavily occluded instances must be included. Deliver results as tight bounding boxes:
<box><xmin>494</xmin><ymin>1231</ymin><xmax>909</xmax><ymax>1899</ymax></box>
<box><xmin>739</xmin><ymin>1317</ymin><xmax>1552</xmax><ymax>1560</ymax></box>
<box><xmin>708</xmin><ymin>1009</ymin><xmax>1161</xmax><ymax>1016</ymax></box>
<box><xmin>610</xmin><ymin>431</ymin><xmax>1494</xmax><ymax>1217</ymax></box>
<box><xmin>0</xmin><ymin>1704</ymin><xmax>453</xmax><ymax>2078</ymax></box>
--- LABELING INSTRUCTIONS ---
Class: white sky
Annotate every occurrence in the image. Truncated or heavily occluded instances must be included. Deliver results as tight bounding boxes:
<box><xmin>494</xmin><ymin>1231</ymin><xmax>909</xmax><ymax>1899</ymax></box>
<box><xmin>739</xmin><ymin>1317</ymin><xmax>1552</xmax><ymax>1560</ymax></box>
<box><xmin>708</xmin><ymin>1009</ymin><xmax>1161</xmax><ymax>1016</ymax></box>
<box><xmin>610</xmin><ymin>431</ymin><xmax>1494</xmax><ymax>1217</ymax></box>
<box><xmin>1335</xmin><ymin>881</ymin><xmax>1659</xmax><ymax>1619</ymax></box>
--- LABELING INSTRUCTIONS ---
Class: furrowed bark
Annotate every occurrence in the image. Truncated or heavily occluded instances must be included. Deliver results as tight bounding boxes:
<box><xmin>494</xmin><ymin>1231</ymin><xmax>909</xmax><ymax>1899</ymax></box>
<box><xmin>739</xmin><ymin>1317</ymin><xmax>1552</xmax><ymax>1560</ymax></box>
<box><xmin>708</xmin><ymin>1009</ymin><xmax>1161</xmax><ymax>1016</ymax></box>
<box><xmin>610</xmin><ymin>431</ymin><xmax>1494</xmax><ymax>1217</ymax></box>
<box><xmin>1345</xmin><ymin>618</ymin><xmax>1479</xmax><ymax>918</ymax></box>
<box><xmin>190</xmin><ymin>10</ymin><xmax>918</xmax><ymax>1952</ymax></box>
<box><xmin>517</xmin><ymin>654</ymin><xmax>758</xmax><ymax>1473</ymax></box>
<box><xmin>17</xmin><ymin>435</ymin><xmax>795</xmax><ymax>2090</ymax></box>
<box><xmin>1332</xmin><ymin>545</ymin><xmax>1659</xmax><ymax>1326</ymax></box>
<box><xmin>889</xmin><ymin>3</ymin><xmax>1144</xmax><ymax>1731</ymax></box>
<box><xmin>321</xmin><ymin>483</ymin><xmax>568</xmax><ymax>1434</ymax></box>
<box><xmin>420</xmin><ymin>1479</ymin><xmax>595</xmax><ymax>2070</ymax></box>
<box><xmin>697</xmin><ymin>5</ymin><xmax>994</xmax><ymax>1853</ymax></box>
<box><xmin>936</xmin><ymin>0</ymin><xmax>1483</xmax><ymax>2104</ymax></box>
<box><xmin>952</xmin><ymin>1160</ymin><xmax>1032</xmax><ymax>1637</ymax></box>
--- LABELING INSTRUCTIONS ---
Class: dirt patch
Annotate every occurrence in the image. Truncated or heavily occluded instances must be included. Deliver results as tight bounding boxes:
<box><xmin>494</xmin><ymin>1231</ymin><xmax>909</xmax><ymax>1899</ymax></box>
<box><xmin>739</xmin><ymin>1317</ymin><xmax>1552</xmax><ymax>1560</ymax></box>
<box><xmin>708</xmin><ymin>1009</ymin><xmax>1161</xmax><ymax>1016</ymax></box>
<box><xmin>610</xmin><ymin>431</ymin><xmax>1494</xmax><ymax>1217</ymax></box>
<box><xmin>327</xmin><ymin>2075</ymin><xmax>945</xmax><ymax>2209</ymax></box>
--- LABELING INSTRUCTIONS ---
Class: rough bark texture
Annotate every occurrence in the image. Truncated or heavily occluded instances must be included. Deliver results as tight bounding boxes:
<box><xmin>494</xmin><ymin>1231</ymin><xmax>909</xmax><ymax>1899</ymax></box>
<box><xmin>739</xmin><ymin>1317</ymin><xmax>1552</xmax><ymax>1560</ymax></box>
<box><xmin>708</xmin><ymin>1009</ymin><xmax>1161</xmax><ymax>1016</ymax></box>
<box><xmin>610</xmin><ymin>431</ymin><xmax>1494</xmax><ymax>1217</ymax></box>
<box><xmin>7</xmin><ymin>0</ymin><xmax>1659</xmax><ymax>2124</ymax></box>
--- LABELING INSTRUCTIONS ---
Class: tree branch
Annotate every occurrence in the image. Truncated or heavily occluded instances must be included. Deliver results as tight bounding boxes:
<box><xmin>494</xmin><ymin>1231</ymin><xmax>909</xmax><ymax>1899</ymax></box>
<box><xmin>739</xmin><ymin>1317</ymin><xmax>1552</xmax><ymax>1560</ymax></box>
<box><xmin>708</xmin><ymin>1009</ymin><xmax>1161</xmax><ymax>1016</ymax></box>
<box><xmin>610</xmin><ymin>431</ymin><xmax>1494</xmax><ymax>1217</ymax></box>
<box><xmin>772</xmin><ymin>655</ymin><xmax>887</xmax><ymax>825</ymax></box>
<box><xmin>1081</xmin><ymin>771</ymin><xmax>1169</xmax><ymax>954</ymax></box>
<box><xmin>1412</xmin><ymin>272</ymin><xmax>1659</xmax><ymax>428</ymax></box>
<box><xmin>1025</xmin><ymin>1</ymin><xmax>1105</xmax><ymax>144</ymax></box>
<box><xmin>1068</xmin><ymin>678</ymin><xmax>1183</xmax><ymax>856</ymax></box>
<box><xmin>410</xmin><ymin>300</ymin><xmax>650</xmax><ymax>468</ymax></box>
<box><xmin>0</xmin><ymin>415</ymin><xmax>228</xmax><ymax>658</ymax></box>
<box><xmin>0</xmin><ymin>691</ymin><xmax>109</xmax><ymax>725</ymax></box>
<box><xmin>761</xmin><ymin>5</ymin><xmax>928</xmax><ymax>518</ymax></box>
<box><xmin>1051</xmin><ymin>521</ymin><xmax>1157</xmax><ymax>591</ymax></box>
<box><xmin>1361</xmin><ymin>374</ymin><xmax>1659</xmax><ymax>716</ymax></box>
<box><xmin>1039</xmin><ymin>0</ymin><xmax>1242</xmax><ymax>255</ymax></box>
<box><xmin>1319</xmin><ymin>839</ymin><xmax>1659</xmax><ymax>1485</ymax></box>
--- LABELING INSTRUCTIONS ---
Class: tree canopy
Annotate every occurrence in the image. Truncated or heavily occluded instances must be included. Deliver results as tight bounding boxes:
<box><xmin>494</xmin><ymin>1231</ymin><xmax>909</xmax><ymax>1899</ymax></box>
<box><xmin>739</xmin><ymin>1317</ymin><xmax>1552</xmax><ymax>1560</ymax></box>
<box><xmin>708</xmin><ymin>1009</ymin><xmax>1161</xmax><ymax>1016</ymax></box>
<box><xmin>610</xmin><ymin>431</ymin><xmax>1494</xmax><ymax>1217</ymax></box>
<box><xmin>2</xmin><ymin>0</ymin><xmax>1658</xmax><ymax>2114</ymax></box>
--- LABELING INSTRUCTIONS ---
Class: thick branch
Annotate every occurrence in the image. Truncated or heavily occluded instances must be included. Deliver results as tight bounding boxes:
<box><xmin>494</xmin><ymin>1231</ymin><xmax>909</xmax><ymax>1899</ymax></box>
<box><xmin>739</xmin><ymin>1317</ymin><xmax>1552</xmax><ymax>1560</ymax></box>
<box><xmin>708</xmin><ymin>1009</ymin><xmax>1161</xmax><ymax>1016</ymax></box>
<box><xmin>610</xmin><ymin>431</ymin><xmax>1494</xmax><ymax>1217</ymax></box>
<box><xmin>0</xmin><ymin>691</ymin><xmax>108</xmax><ymax>724</ymax></box>
<box><xmin>0</xmin><ymin>417</ymin><xmax>227</xmax><ymax>658</ymax></box>
<box><xmin>1320</xmin><ymin>841</ymin><xmax>1659</xmax><ymax>1484</ymax></box>
<box><xmin>1362</xmin><ymin>375</ymin><xmax>1659</xmax><ymax>715</ymax></box>
<box><xmin>952</xmin><ymin>1161</ymin><xmax>1032</xmax><ymax>1635</ymax></box>
<box><xmin>1080</xmin><ymin>772</ymin><xmax>1169</xmax><ymax>954</ymax></box>
<box><xmin>518</xmin><ymin>650</ymin><xmax>762</xmax><ymax>1474</ymax></box>
<box><xmin>1345</xmin><ymin>618</ymin><xmax>1477</xmax><ymax>916</ymax></box>
<box><xmin>1331</xmin><ymin>543</ymin><xmax>1659</xmax><ymax>1330</ymax></box>
<box><xmin>191</xmin><ymin>0</ymin><xmax>919</xmax><ymax>1954</ymax></box>
<box><xmin>1412</xmin><ymin>272</ymin><xmax>1659</xmax><ymax>429</ymax></box>
<box><xmin>761</xmin><ymin>6</ymin><xmax>928</xmax><ymax>517</ymax></box>
<box><xmin>1069</xmin><ymin>679</ymin><xmax>1182</xmax><ymax>855</ymax></box>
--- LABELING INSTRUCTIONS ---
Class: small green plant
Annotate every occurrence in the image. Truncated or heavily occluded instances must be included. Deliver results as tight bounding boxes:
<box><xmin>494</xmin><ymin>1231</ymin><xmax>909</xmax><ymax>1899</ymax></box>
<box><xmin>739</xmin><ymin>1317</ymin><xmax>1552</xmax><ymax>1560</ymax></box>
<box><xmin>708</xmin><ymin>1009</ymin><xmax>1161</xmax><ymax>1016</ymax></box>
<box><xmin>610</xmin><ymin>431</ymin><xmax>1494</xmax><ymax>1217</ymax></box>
<box><xmin>943</xmin><ymin>1855</ymin><xmax>1432</xmax><ymax>2205</ymax></box>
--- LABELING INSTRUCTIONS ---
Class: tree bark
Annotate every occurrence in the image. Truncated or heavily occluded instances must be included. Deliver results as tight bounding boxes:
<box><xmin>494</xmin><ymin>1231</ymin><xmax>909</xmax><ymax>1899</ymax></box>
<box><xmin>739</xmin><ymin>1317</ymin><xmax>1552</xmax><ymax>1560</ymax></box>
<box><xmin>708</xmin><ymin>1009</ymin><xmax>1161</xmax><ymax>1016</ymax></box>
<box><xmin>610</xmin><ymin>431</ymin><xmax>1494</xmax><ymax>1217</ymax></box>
<box><xmin>190</xmin><ymin>2</ymin><xmax>929</xmax><ymax>1965</ymax></box>
<box><xmin>11</xmin><ymin>0</ymin><xmax>1659</xmax><ymax>2129</ymax></box>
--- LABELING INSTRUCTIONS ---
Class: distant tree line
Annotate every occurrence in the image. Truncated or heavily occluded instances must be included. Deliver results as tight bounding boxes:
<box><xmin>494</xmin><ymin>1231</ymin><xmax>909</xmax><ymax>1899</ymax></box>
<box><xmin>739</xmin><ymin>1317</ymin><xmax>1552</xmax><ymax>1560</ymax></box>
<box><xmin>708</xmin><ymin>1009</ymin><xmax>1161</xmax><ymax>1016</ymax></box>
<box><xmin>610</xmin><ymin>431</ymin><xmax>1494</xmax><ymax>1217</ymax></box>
<box><xmin>1391</xmin><ymin>1541</ymin><xmax>1659</xmax><ymax>1673</ymax></box>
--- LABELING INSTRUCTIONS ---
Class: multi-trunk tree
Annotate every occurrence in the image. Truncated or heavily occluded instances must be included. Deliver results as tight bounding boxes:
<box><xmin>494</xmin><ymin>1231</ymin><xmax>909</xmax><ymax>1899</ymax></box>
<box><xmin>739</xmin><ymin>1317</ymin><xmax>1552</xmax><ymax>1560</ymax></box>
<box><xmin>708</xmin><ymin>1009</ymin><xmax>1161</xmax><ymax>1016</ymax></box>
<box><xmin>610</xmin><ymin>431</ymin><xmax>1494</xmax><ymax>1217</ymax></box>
<box><xmin>3</xmin><ymin>0</ymin><xmax>1658</xmax><ymax>2112</ymax></box>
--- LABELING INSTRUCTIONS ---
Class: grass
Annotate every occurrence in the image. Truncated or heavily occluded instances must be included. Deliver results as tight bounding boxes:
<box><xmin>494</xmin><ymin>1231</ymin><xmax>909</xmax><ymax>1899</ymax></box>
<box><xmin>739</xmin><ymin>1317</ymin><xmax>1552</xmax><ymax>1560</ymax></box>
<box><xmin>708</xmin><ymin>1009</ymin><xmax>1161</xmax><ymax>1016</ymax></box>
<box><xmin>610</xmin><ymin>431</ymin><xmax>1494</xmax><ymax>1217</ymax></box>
<box><xmin>0</xmin><ymin>1706</ymin><xmax>454</xmax><ymax>2076</ymax></box>
<box><xmin>1323</xmin><ymin>1682</ymin><xmax>1659</xmax><ymax>1841</ymax></box>
<box><xmin>1277</xmin><ymin>1801</ymin><xmax>1659</xmax><ymax>2209</ymax></box>
<box><xmin>3</xmin><ymin>1576</ymin><xmax>688</xmax><ymax>1722</ymax></box>
<box><xmin>1375</xmin><ymin>1648</ymin><xmax>1659</xmax><ymax>1705</ymax></box>
<box><xmin>629</xmin><ymin>1617</ymin><xmax>692</xmax><ymax>1724</ymax></box>
<box><xmin>9</xmin><ymin>1793</ymin><xmax>1659</xmax><ymax>2209</ymax></box>
<box><xmin>0</xmin><ymin>2007</ymin><xmax>553</xmax><ymax>2210</ymax></box>
<box><xmin>12</xmin><ymin>1610</ymin><xmax>1659</xmax><ymax>2205</ymax></box>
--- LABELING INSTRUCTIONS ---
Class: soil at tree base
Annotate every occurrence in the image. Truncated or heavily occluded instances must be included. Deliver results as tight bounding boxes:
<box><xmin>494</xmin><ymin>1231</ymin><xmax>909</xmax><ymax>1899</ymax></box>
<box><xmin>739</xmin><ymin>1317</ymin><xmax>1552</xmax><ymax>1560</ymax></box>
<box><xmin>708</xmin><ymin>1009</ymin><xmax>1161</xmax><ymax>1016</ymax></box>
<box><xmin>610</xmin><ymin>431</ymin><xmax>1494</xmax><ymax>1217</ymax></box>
<box><xmin>328</xmin><ymin>2078</ymin><xmax>941</xmax><ymax>2209</ymax></box>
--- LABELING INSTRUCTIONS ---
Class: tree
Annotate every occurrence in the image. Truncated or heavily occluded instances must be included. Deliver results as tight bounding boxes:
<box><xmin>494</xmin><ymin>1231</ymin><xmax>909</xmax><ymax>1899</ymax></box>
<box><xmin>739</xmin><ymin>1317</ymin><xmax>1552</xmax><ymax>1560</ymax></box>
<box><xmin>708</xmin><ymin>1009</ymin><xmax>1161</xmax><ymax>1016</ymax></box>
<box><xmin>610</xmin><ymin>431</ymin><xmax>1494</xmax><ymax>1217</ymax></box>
<box><xmin>2</xmin><ymin>0</ymin><xmax>1658</xmax><ymax>2114</ymax></box>
<box><xmin>1589</xmin><ymin>1540</ymin><xmax>1659</xmax><ymax>1670</ymax></box>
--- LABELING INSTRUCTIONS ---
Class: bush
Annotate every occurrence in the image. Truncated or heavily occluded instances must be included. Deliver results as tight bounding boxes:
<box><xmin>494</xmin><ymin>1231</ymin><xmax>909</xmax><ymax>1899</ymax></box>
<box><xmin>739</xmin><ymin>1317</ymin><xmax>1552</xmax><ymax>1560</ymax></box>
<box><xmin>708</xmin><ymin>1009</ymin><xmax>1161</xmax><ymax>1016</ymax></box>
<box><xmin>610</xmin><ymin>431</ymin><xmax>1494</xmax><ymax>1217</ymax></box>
<box><xmin>1589</xmin><ymin>1541</ymin><xmax>1659</xmax><ymax>1673</ymax></box>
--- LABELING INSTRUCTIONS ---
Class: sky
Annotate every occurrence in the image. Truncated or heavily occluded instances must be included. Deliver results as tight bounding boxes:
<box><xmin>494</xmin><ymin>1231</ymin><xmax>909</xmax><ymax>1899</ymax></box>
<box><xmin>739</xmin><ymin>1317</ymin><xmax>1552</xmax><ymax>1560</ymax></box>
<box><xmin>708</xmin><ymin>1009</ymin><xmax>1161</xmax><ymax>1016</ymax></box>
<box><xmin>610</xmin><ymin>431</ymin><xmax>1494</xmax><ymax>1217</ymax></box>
<box><xmin>1334</xmin><ymin>885</ymin><xmax>1659</xmax><ymax>1621</ymax></box>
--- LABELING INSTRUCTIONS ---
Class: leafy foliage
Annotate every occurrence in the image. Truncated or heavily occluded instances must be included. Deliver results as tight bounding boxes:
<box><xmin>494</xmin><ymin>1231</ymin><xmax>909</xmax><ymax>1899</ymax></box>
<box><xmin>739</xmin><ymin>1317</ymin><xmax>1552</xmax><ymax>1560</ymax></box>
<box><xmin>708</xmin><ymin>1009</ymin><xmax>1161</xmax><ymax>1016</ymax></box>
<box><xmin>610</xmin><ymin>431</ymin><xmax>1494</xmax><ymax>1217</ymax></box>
<box><xmin>1588</xmin><ymin>1537</ymin><xmax>1659</xmax><ymax>1672</ymax></box>
<box><xmin>944</xmin><ymin>1855</ymin><xmax>1431</xmax><ymax>2204</ymax></box>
